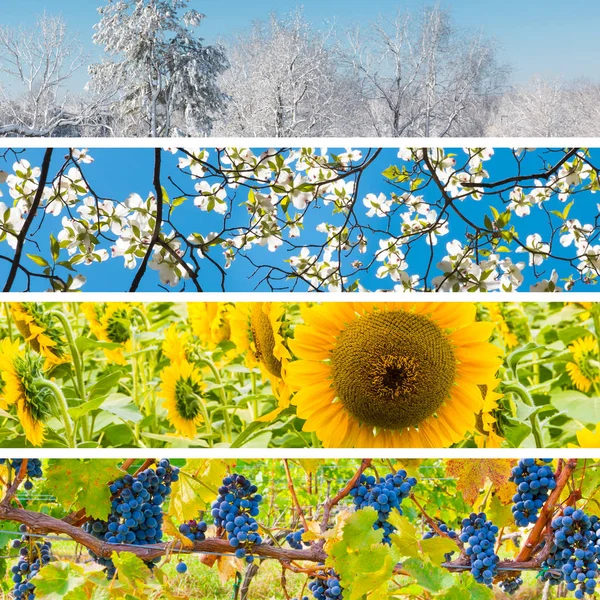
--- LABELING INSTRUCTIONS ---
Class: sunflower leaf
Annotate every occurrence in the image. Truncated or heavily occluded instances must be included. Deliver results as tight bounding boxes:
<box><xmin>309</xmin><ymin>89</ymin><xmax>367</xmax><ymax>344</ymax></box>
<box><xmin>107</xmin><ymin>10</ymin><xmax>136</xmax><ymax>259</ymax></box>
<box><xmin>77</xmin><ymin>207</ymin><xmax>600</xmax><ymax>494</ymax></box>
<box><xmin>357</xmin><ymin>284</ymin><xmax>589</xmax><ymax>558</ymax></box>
<box><xmin>506</xmin><ymin>342</ymin><xmax>545</xmax><ymax>375</ymax></box>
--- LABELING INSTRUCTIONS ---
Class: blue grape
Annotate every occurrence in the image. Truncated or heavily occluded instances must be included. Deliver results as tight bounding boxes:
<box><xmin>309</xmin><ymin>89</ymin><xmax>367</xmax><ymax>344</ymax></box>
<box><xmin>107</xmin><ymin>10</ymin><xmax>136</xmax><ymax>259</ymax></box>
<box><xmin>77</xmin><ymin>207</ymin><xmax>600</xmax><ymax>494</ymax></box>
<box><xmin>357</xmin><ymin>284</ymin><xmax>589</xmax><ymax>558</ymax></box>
<box><xmin>286</xmin><ymin>528</ymin><xmax>310</xmax><ymax>550</ymax></box>
<box><xmin>211</xmin><ymin>473</ymin><xmax>262</xmax><ymax>563</ymax></box>
<box><xmin>0</xmin><ymin>459</ymin><xmax>43</xmax><ymax>492</ymax></box>
<box><xmin>350</xmin><ymin>470</ymin><xmax>417</xmax><ymax>545</ymax></box>
<box><xmin>85</xmin><ymin>458</ymin><xmax>179</xmax><ymax>579</ymax></box>
<box><xmin>9</xmin><ymin>528</ymin><xmax>53</xmax><ymax>599</ymax></box>
<box><xmin>541</xmin><ymin>506</ymin><xmax>600</xmax><ymax>597</ymax></box>
<box><xmin>498</xmin><ymin>576</ymin><xmax>523</xmax><ymax>595</ymax></box>
<box><xmin>175</xmin><ymin>561</ymin><xmax>187</xmax><ymax>574</ymax></box>
<box><xmin>509</xmin><ymin>459</ymin><xmax>555</xmax><ymax>528</ymax></box>
<box><xmin>300</xmin><ymin>567</ymin><xmax>343</xmax><ymax>600</ymax></box>
<box><xmin>458</xmin><ymin>512</ymin><xmax>499</xmax><ymax>587</ymax></box>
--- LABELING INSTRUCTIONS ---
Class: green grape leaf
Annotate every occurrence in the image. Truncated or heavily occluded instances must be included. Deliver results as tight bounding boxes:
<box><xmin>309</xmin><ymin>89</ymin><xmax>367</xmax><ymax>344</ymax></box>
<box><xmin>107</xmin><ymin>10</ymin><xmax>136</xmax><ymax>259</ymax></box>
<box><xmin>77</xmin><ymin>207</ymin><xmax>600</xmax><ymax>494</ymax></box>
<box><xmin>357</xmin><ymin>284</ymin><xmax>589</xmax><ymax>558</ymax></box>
<box><xmin>45</xmin><ymin>460</ymin><xmax>124</xmax><ymax>520</ymax></box>
<box><xmin>402</xmin><ymin>557</ymin><xmax>456</xmax><ymax>593</ymax></box>
<box><xmin>439</xmin><ymin>573</ymin><xmax>494</xmax><ymax>599</ymax></box>
<box><xmin>32</xmin><ymin>561</ymin><xmax>86</xmax><ymax>600</ymax></box>
<box><xmin>110</xmin><ymin>552</ymin><xmax>148</xmax><ymax>590</ymax></box>
<box><xmin>328</xmin><ymin>508</ymin><xmax>398</xmax><ymax>600</ymax></box>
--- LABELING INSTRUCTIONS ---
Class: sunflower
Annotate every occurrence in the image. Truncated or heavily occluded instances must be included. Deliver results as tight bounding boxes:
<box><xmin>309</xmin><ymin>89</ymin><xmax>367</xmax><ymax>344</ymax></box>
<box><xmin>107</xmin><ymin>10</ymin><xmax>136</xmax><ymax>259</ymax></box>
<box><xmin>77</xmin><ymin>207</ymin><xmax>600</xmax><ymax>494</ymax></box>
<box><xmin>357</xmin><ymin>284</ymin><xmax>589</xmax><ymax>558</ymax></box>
<box><xmin>566</xmin><ymin>336</ymin><xmax>600</xmax><ymax>393</ymax></box>
<box><xmin>229</xmin><ymin>302</ymin><xmax>292</xmax><ymax>420</ymax></box>
<box><xmin>0</xmin><ymin>338</ymin><xmax>53</xmax><ymax>446</ymax></box>
<box><xmin>81</xmin><ymin>303</ymin><xmax>132</xmax><ymax>365</ymax></box>
<box><xmin>159</xmin><ymin>359</ymin><xmax>205</xmax><ymax>438</ymax></box>
<box><xmin>486</xmin><ymin>304</ymin><xmax>518</xmax><ymax>349</ymax></box>
<box><xmin>286</xmin><ymin>302</ymin><xmax>502</xmax><ymax>448</ymax></box>
<box><xmin>475</xmin><ymin>380</ymin><xmax>505</xmax><ymax>448</ymax></box>
<box><xmin>162</xmin><ymin>323</ymin><xmax>190</xmax><ymax>364</ymax></box>
<box><xmin>10</xmin><ymin>303</ymin><xmax>69</xmax><ymax>365</ymax></box>
<box><xmin>188</xmin><ymin>303</ymin><xmax>231</xmax><ymax>348</ymax></box>
<box><xmin>569</xmin><ymin>423</ymin><xmax>600</xmax><ymax>448</ymax></box>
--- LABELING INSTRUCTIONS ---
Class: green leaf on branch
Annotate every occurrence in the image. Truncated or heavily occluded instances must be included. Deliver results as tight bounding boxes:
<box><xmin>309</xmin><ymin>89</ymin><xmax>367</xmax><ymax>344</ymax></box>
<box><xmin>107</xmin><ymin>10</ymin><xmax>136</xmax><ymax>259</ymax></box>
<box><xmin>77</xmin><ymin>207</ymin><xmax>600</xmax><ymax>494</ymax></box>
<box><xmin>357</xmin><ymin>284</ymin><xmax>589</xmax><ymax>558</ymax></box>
<box><xmin>31</xmin><ymin>561</ymin><xmax>86</xmax><ymax>600</ymax></box>
<box><xmin>402</xmin><ymin>557</ymin><xmax>455</xmax><ymax>593</ymax></box>
<box><xmin>388</xmin><ymin>514</ymin><xmax>457</xmax><ymax>565</ymax></box>
<box><xmin>439</xmin><ymin>573</ymin><xmax>494</xmax><ymax>599</ymax></box>
<box><xmin>26</xmin><ymin>253</ymin><xmax>50</xmax><ymax>267</ymax></box>
<box><xmin>45</xmin><ymin>460</ymin><xmax>124</xmax><ymax>520</ymax></box>
<box><xmin>328</xmin><ymin>508</ymin><xmax>398</xmax><ymax>600</ymax></box>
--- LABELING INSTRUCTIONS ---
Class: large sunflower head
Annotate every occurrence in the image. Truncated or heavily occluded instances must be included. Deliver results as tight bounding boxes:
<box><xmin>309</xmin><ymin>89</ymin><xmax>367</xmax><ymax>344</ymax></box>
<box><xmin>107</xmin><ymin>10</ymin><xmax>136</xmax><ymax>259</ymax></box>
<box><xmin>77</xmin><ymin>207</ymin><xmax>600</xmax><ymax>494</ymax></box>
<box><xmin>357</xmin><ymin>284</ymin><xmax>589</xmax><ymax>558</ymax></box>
<box><xmin>286</xmin><ymin>302</ymin><xmax>502</xmax><ymax>448</ymax></box>
<box><xmin>230</xmin><ymin>303</ymin><xmax>290</xmax><ymax>376</ymax></box>
<box><xmin>159</xmin><ymin>359</ymin><xmax>205</xmax><ymax>439</ymax></box>
<box><xmin>188</xmin><ymin>303</ymin><xmax>231</xmax><ymax>348</ymax></box>
<box><xmin>81</xmin><ymin>303</ymin><xmax>132</xmax><ymax>365</ymax></box>
<box><xmin>566</xmin><ymin>336</ymin><xmax>600</xmax><ymax>393</ymax></box>
<box><xmin>10</xmin><ymin>303</ymin><xmax>69</xmax><ymax>365</ymax></box>
<box><xmin>162</xmin><ymin>324</ymin><xmax>191</xmax><ymax>364</ymax></box>
<box><xmin>0</xmin><ymin>338</ymin><xmax>53</xmax><ymax>446</ymax></box>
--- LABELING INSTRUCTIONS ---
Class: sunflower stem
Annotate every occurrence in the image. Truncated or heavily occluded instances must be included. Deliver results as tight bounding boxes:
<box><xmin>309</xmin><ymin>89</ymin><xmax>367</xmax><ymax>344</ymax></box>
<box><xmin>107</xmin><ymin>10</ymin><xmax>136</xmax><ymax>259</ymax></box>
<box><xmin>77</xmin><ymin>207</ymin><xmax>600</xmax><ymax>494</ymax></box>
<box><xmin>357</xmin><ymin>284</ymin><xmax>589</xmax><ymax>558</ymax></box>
<box><xmin>4</xmin><ymin>303</ymin><xmax>14</xmax><ymax>342</ymax></box>
<box><xmin>198</xmin><ymin>356</ymin><xmax>232</xmax><ymax>443</ymax></box>
<box><xmin>33</xmin><ymin>378</ymin><xmax>76</xmax><ymax>447</ymax></box>
<box><xmin>48</xmin><ymin>309</ymin><xmax>89</xmax><ymax>439</ymax></box>
<box><xmin>593</xmin><ymin>311</ymin><xmax>600</xmax><ymax>358</ymax></box>
<box><xmin>502</xmin><ymin>381</ymin><xmax>544</xmax><ymax>448</ymax></box>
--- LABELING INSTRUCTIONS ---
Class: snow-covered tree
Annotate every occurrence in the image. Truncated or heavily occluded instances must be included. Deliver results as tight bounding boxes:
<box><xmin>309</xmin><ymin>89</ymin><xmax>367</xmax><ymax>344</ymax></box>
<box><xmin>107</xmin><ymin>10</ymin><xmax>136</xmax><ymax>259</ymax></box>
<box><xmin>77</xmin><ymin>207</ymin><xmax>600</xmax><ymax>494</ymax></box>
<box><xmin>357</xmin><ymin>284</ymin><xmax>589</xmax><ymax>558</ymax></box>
<box><xmin>337</xmin><ymin>5</ymin><xmax>508</xmax><ymax>136</ymax></box>
<box><xmin>88</xmin><ymin>0</ymin><xmax>228</xmax><ymax>137</ymax></box>
<box><xmin>213</xmin><ymin>11</ymin><xmax>365</xmax><ymax>137</ymax></box>
<box><xmin>487</xmin><ymin>76</ymin><xmax>600</xmax><ymax>136</ymax></box>
<box><xmin>0</xmin><ymin>15</ymin><xmax>88</xmax><ymax>137</ymax></box>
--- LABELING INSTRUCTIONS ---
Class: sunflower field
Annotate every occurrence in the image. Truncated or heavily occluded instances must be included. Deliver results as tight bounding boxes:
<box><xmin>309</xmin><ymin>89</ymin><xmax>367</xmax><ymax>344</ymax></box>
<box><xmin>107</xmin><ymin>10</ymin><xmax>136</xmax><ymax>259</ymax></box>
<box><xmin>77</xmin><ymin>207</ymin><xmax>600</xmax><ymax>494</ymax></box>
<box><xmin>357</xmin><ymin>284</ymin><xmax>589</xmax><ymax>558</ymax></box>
<box><xmin>1</xmin><ymin>457</ymin><xmax>600</xmax><ymax>600</ymax></box>
<box><xmin>1</xmin><ymin>301</ymin><xmax>600</xmax><ymax>449</ymax></box>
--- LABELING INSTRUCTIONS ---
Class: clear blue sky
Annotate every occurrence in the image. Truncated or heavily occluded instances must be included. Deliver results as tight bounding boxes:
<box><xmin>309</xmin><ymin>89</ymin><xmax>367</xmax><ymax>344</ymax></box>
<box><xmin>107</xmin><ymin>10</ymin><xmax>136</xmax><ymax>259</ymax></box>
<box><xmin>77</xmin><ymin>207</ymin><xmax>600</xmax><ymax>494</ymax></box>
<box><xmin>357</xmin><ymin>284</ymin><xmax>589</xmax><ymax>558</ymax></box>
<box><xmin>0</xmin><ymin>147</ymin><xmax>597</xmax><ymax>293</ymax></box>
<box><xmin>2</xmin><ymin>0</ymin><xmax>600</xmax><ymax>91</ymax></box>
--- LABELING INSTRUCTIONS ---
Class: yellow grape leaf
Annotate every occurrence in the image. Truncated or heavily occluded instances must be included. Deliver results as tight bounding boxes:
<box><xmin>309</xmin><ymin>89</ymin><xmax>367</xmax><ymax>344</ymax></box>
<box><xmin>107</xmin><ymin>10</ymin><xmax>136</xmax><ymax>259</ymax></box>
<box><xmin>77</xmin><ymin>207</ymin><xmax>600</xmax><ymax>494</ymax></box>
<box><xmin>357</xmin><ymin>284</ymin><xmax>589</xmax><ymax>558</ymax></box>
<box><xmin>300</xmin><ymin>520</ymin><xmax>323</xmax><ymax>542</ymax></box>
<box><xmin>388</xmin><ymin>513</ymin><xmax>421</xmax><ymax>560</ymax></box>
<box><xmin>421</xmin><ymin>536</ymin><xmax>458</xmax><ymax>565</ymax></box>
<box><xmin>216</xmin><ymin>555</ymin><xmax>242</xmax><ymax>584</ymax></box>
<box><xmin>168</xmin><ymin>459</ymin><xmax>229</xmax><ymax>521</ymax></box>
<box><xmin>487</xmin><ymin>494</ymin><xmax>514</xmax><ymax>529</ymax></box>
<box><xmin>301</xmin><ymin>509</ymin><xmax>353</xmax><ymax>552</ymax></box>
<box><xmin>446</xmin><ymin>459</ymin><xmax>515</xmax><ymax>505</ymax></box>
<box><xmin>163</xmin><ymin>515</ymin><xmax>194</xmax><ymax>550</ymax></box>
<box><xmin>297</xmin><ymin>459</ymin><xmax>321</xmax><ymax>476</ymax></box>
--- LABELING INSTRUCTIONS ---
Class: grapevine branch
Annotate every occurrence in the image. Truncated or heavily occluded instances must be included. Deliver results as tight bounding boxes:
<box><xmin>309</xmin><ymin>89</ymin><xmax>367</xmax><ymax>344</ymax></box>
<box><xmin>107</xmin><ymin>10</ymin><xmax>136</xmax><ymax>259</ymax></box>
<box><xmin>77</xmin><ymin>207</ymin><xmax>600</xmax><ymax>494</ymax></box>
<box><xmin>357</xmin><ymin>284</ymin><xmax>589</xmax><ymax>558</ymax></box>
<box><xmin>0</xmin><ymin>503</ymin><xmax>328</xmax><ymax>564</ymax></box>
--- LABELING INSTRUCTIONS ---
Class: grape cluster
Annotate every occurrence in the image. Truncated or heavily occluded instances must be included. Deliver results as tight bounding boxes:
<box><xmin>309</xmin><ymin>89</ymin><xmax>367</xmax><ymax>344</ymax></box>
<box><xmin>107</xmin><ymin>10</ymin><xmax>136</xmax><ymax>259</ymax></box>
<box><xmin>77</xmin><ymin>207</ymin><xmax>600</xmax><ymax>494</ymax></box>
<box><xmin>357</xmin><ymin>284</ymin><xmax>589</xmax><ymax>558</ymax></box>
<box><xmin>542</xmin><ymin>507</ymin><xmax>600</xmax><ymax>598</ymax></box>
<box><xmin>286</xmin><ymin>528</ymin><xmax>310</xmax><ymax>550</ymax></box>
<box><xmin>459</xmin><ymin>512</ymin><xmax>500</xmax><ymax>587</ymax></box>
<box><xmin>10</xmin><ymin>526</ymin><xmax>53</xmax><ymax>599</ymax></box>
<box><xmin>0</xmin><ymin>459</ymin><xmax>43</xmax><ymax>491</ymax></box>
<box><xmin>211</xmin><ymin>473</ymin><xmax>263</xmax><ymax>563</ymax></box>
<box><xmin>423</xmin><ymin>520</ymin><xmax>457</xmax><ymax>562</ymax></box>
<box><xmin>179</xmin><ymin>519</ymin><xmax>208</xmax><ymax>543</ymax></box>
<box><xmin>509</xmin><ymin>458</ymin><xmax>556</xmax><ymax>527</ymax></box>
<box><xmin>498</xmin><ymin>575</ymin><xmax>523</xmax><ymax>595</ymax></box>
<box><xmin>298</xmin><ymin>568</ymin><xmax>343</xmax><ymax>600</ymax></box>
<box><xmin>85</xmin><ymin>459</ymin><xmax>179</xmax><ymax>578</ymax></box>
<box><xmin>349</xmin><ymin>470</ymin><xmax>417</xmax><ymax>545</ymax></box>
